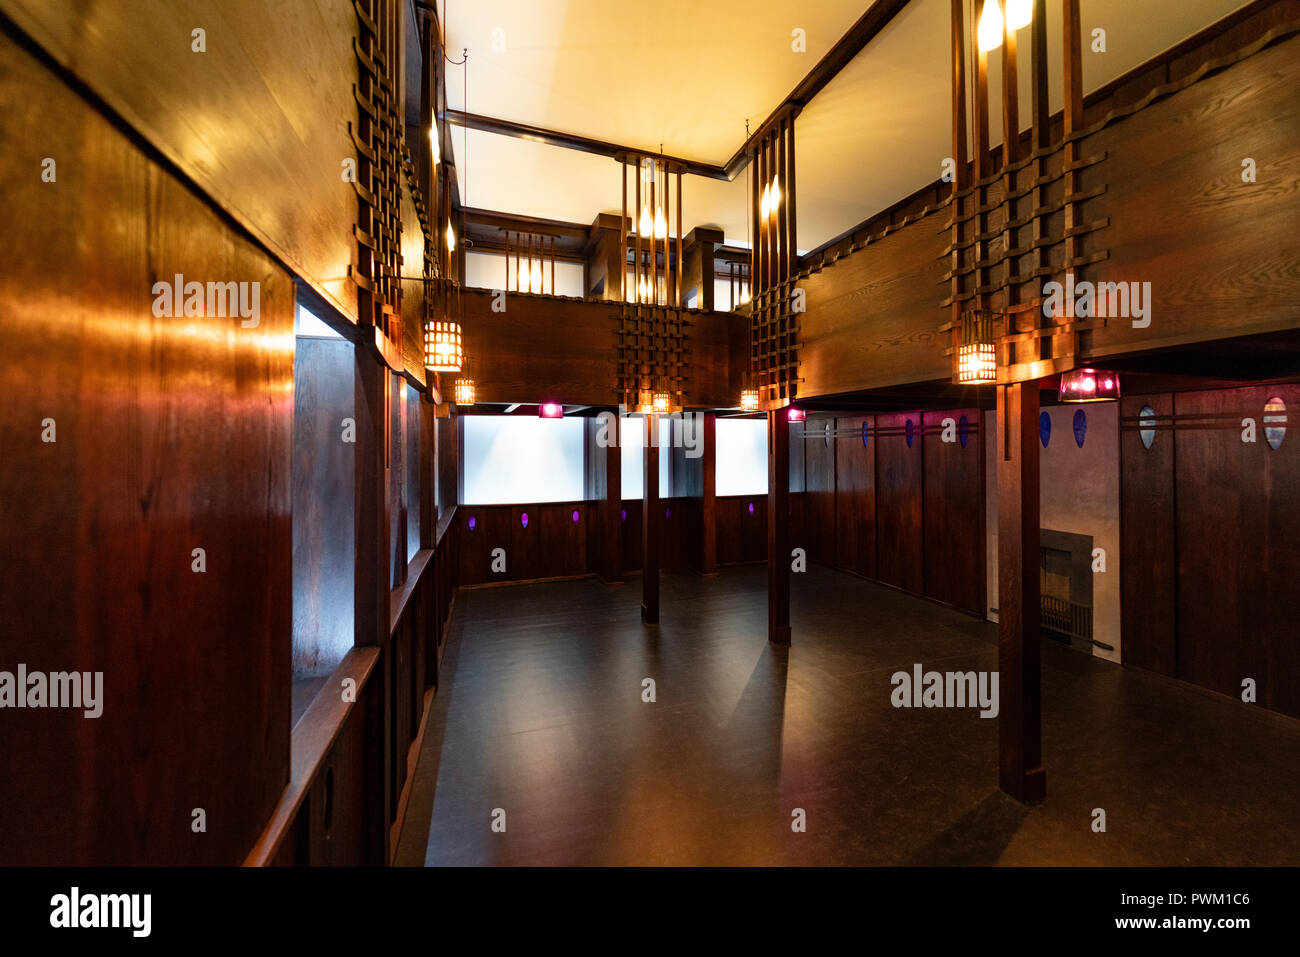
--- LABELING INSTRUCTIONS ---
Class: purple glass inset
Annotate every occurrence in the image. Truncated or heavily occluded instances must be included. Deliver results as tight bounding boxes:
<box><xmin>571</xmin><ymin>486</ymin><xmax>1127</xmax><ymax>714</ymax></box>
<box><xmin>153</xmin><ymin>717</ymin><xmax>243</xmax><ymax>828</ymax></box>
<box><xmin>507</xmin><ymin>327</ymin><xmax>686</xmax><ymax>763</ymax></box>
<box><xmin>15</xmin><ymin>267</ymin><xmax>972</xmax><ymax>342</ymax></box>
<box><xmin>620</xmin><ymin>508</ymin><xmax>627</xmax><ymax>521</ymax></box>
<box><xmin>521</xmin><ymin>512</ymin><xmax>529</xmax><ymax>529</ymax></box>
<box><xmin>665</xmin><ymin>506</ymin><xmax>671</xmax><ymax>519</ymax></box>
<box><xmin>748</xmin><ymin>502</ymin><xmax>755</xmax><ymax>516</ymax></box>
<box><xmin>572</xmin><ymin>510</ymin><xmax>580</xmax><ymax>524</ymax></box>
<box><xmin>467</xmin><ymin>516</ymin><xmax>476</xmax><ymax>531</ymax></box>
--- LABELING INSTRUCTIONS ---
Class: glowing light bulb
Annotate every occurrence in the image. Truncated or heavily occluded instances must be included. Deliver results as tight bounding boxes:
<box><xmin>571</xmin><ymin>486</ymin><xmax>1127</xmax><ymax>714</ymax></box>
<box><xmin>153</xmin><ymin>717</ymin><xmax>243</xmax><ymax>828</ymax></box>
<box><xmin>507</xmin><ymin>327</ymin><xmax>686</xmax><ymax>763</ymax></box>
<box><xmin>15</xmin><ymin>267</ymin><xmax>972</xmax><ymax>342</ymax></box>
<box><xmin>770</xmin><ymin>175</ymin><xmax>781</xmax><ymax>216</ymax></box>
<box><xmin>977</xmin><ymin>0</ymin><xmax>1003</xmax><ymax>53</ymax></box>
<box><xmin>530</xmin><ymin>261</ymin><xmax>542</xmax><ymax>294</ymax></box>
<box><xmin>1005</xmin><ymin>0</ymin><xmax>1032</xmax><ymax>31</ymax></box>
<box><xmin>760</xmin><ymin>184</ymin><xmax>771</xmax><ymax>218</ymax></box>
<box><xmin>654</xmin><ymin>210</ymin><xmax>667</xmax><ymax>239</ymax></box>
<box><xmin>430</xmin><ymin>118</ymin><xmax>440</xmax><ymax>164</ymax></box>
<box><xmin>446</xmin><ymin>222</ymin><xmax>456</xmax><ymax>252</ymax></box>
<box><xmin>640</xmin><ymin>207</ymin><xmax>653</xmax><ymax>236</ymax></box>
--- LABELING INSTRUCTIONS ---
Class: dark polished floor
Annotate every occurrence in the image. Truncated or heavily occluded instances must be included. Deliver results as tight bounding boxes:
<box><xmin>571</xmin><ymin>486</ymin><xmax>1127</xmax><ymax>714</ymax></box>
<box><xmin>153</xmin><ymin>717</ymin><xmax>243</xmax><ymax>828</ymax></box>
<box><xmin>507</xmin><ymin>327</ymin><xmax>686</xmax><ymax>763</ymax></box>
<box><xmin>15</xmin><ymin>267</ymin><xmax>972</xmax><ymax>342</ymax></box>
<box><xmin>395</xmin><ymin>565</ymin><xmax>1300</xmax><ymax>866</ymax></box>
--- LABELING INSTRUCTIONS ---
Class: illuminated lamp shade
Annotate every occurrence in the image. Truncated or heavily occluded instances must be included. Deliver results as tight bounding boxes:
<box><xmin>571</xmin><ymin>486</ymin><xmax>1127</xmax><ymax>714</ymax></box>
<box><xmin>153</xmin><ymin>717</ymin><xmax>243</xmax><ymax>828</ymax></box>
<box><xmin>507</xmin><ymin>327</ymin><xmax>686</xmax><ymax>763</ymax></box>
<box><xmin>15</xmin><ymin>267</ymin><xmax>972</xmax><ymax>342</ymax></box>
<box><xmin>453</xmin><ymin>377</ymin><xmax>476</xmax><ymax>407</ymax></box>
<box><xmin>787</xmin><ymin>408</ymin><xmax>806</xmax><ymax>423</ymax></box>
<box><xmin>424</xmin><ymin>321</ymin><xmax>463</xmax><ymax>372</ymax></box>
<box><xmin>740</xmin><ymin>389</ymin><xmax>760</xmax><ymax>412</ymax></box>
<box><xmin>1059</xmin><ymin>367</ymin><xmax>1121</xmax><ymax>403</ymax></box>
<box><xmin>652</xmin><ymin>391</ymin><xmax>672</xmax><ymax>414</ymax></box>
<box><xmin>1005</xmin><ymin>0</ymin><xmax>1033</xmax><ymax>31</ymax></box>
<box><xmin>957</xmin><ymin>342</ymin><xmax>997</xmax><ymax>384</ymax></box>
<box><xmin>957</xmin><ymin>310</ymin><xmax>997</xmax><ymax>384</ymax></box>
<box><xmin>538</xmin><ymin>401</ymin><xmax>564</xmax><ymax>419</ymax></box>
<box><xmin>977</xmin><ymin>0</ymin><xmax>1003</xmax><ymax>52</ymax></box>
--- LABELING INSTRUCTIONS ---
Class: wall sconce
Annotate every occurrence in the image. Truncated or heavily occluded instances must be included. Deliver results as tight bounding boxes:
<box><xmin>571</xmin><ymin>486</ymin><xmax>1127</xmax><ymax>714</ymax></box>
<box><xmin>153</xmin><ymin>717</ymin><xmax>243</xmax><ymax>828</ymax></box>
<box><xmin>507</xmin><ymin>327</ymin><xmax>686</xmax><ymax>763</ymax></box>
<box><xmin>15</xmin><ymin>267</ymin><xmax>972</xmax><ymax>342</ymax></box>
<box><xmin>740</xmin><ymin>389</ymin><xmax>760</xmax><ymax>412</ymax></box>
<box><xmin>1058</xmin><ymin>368</ymin><xmax>1120</xmax><ymax>402</ymax></box>
<box><xmin>424</xmin><ymin>320</ymin><xmax>463</xmax><ymax>372</ymax></box>
<box><xmin>538</xmin><ymin>402</ymin><xmax>563</xmax><ymax>418</ymax></box>
<box><xmin>787</xmin><ymin>408</ymin><xmax>806</xmax><ymax>423</ymax></box>
<box><xmin>453</xmin><ymin>377</ymin><xmax>476</xmax><ymax>406</ymax></box>
<box><xmin>956</xmin><ymin>310</ymin><xmax>997</xmax><ymax>384</ymax></box>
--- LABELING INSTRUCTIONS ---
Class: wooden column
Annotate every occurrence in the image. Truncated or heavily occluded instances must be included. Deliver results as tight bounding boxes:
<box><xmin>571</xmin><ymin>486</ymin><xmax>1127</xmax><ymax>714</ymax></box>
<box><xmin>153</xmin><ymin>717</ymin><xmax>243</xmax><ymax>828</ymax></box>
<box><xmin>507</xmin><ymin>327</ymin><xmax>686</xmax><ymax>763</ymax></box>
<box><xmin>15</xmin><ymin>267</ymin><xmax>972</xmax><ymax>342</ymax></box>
<box><xmin>997</xmin><ymin>380</ymin><xmax>1045</xmax><ymax>803</ymax></box>
<box><xmin>701</xmin><ymin>412</ymin><xmax>717</xmax><ymax>576</ymax></box>
<box><xmin>642</xmin><ymin>414</ymin><xmax>660</xmax><ymax>623</ymax></box>
<box><xmin>767</xmin><ymin>409</ymin><xmax>791</xmax><ymax>644</ymax></box>
<box><xmin>602</xmin><ymin>414</ymin><xmax>624</xmax><ymax>584</ymax></box>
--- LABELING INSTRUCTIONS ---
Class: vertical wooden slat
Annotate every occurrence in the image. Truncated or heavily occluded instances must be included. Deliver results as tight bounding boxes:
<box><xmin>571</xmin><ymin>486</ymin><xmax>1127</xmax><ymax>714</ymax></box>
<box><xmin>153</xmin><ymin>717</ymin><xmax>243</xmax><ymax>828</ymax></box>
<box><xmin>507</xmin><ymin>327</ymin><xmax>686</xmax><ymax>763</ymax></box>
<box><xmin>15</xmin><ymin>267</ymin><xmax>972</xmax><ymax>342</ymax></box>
<box><xmin>701</xmin><ymin>413</ymin><xmax>717</xmax><ymax>575</ymax></box>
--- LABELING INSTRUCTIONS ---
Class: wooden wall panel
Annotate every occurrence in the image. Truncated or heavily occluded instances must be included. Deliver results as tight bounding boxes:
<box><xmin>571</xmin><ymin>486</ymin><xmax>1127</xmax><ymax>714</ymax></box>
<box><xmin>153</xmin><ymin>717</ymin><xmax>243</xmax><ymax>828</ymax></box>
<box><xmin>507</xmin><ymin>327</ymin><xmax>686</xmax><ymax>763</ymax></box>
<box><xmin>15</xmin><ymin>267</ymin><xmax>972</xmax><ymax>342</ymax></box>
<box><xmin>803</xmin><ymin>416</ymin><xmax>837</xmax><ymax>565</ymax></box>
<box><xmin>1119</xmin><ymin>394</ymin><xmax>1177</xmax><ymax>676</ymax></box>
<box><xmin>462</xmin><ymin>290</ymin><xmax>745</xmax><ymax>408</ymax></box>
<box><xmin>0</xmin><ymin>0</ymin><xmax>362</xmax><ymax>322</ymax></box>
<box><xmin>797</xmin><ymin>217</ymin><xmax>948</xmax><ymax>399</ymax></box>
<box><xmin>874</xmin><ymin>413</ymin><xmax>924</xmax><ymax>594</ymax></box>
<box><xmin>716</xmin><ymin>495</ymin><xmax>766</xmax><ymax>565</ymax></box>
<box><xmin>1174</xmin><ymin>386</ymin><xmax>1300</xmax><ymax>717</ymax></box>
<box><xmin>1086</xmin><ymin>34</ymin><xmax>1300</xmax><ymax>361</ymax></box>
<box><xmin>922</xmin><ymin>410</ymin><xmax>983</xmax><ymax>615</ymax></box>
<box><xmin>835</xmin><ymin>415</ymin><xmax>876</xmax><ymax>579</ymax></box>
<box><xmin>0</xmin><ymin>28</ymin><xmax>293</xmax><ymax>864</ymax></box>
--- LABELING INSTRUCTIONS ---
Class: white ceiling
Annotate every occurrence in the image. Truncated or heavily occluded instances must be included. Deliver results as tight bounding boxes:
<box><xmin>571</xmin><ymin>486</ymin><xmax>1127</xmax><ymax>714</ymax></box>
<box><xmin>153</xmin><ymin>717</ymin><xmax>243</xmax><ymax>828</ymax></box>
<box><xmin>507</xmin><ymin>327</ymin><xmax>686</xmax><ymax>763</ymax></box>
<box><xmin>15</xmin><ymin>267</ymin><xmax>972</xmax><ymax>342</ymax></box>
<box><xmin>446</xmin><ymin>0</ymin><xmax>1253</xmax><ymax>253</ymax></box>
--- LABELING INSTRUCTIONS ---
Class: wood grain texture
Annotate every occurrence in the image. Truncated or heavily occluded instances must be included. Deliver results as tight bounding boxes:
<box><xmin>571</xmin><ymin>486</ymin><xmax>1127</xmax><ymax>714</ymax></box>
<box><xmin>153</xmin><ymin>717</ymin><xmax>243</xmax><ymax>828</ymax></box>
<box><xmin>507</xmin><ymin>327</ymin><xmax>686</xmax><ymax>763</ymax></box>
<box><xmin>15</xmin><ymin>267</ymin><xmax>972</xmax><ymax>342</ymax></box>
<box><xmin>803</xmin><ymin>415</ymin><xmax>837</xmax><ymax>566</ymax></box>
<box><xmin>1173</xmin><ymin>386</ymin><xmax>1300</xmax><ymax>717</ymax></box>
<box><xmin>835</xmin><ymin>415</ymin><xmax>876</xmax><ymax>579</ymax></box>
<box><xmin>1085</xmin><ymin>34</ymin><xmax>1300</xmax><ymax>359</ymax></box>
<box><xmin>874</xmin><ymin>413</ymin><xmax>925</xmax><ymax>594</ymax></box>
<box><xmin>0</xmin><ymin>0</ymin><xmax>362</xmax><ymax>322</ymax></box>
<box><xmin>1119</xmin><ymin>393</ymin><xmax>1178</xmax><ymax>677</ymax></box>
<box><xmin>0</xmin><ymin>27</ymin><xmax>293</xmax><ymax>864</ymax></box>
<box><xmin>922</xmin><ymin>409</ymin><xmax>983</xmax><ymax>615</ymax></box>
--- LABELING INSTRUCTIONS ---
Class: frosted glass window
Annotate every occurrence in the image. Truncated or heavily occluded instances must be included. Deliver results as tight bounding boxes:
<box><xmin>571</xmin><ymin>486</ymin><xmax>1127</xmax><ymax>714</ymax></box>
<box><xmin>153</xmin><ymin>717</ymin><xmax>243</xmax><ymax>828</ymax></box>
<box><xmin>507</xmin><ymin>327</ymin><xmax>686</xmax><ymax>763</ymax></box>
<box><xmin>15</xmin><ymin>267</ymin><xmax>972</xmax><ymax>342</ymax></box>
<box><xmin>716</xmin><ymin>419</ymin><xmax>768</xmax><ymax>496</ymax></box>
<box><xmin>462</xmin><ymin>416</ymin><xmax>585</xmax><ymax>504</ymax></box>
<box><xmin>620</xmin><ymin>416</ymin><xmax>673</xmax><ymax>499</ymax></box>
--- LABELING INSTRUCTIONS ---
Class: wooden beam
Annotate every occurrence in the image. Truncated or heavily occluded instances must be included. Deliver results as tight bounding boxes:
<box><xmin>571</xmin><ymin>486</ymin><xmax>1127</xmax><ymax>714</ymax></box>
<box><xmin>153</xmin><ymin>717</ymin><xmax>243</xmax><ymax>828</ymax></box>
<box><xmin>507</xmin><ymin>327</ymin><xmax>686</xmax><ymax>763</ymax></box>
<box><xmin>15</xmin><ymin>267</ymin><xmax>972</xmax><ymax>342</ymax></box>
<box><xmin>767</xmin><ymin>409</ymin><xmax>791</xmax><ymax>644</ymax></box>
<box><xmin>997</xmin><ymin>381</ymin><xmax>1045</xmax><ymax>803</ymax></box>
<box><xmin>446</xmin><ymin>110</ymin><xmax>730</xmax><ymax>180</ymax></box>
<box><xmin>602</xmin><ymin>414</ymin><xmax>624</xmax><ymax>584</ymax></box>
<box><xmin>642</xmin><ymin>415</ymin><xmax>660</xmax><ymax>623</ymax></box>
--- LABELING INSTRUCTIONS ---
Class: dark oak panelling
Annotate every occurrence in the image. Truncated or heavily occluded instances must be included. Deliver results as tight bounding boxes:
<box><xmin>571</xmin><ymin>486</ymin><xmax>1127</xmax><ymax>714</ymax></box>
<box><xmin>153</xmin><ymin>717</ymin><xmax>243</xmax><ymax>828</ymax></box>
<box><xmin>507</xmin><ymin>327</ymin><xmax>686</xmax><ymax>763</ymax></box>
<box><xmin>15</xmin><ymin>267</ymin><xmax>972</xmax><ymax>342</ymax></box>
<box><xmin>922</xmin><ymin>410</ymin><xmax>983</xmax><ymax>615</ymax></box>
<box><xmin>0</xmin><ymin>28</ymin><xmax>293</xmax><ymax>864</ymax></box>
<box><xmin>1119</xmin><ymin>393</ymin><xmax>1178</xmax><ymax>676</ymax></box>
<box><xmin>797</xmin><ymin>219</ymin><xmax>948</xmax><ymax>398</ymax></box>
<box><xmin>1173</xmin><ymin>386</ymin><xmax>1300</xmax><ymax>718</ymax></box>
<box><xmin>717</xmin><ymin>495</ymin><xmax>768</xmax><ymax>566</ymax></box>
<box><xmin>462</xmin><ymin>289</ymin><xmax>746</xmax><ymax>408</ymax></box>
<box><xmin>1086</xmin><ymin>34</ymin><xmax>1300</xmax><ymax>361</ymax></box>
<box><xmin>874</xmin><ymin>413</ymin><xmax>925</xmax><ymax>595</ymax></box>
<box><xmin>803</xmin><ymin>416</ymin><xmax>837</xmax><ymax>566</ymax></box>
<box><xmin>1</xmin><ymin>0</ymin><xmax>362</xmax><ymax>321</ymax></box>
<box><xmin>835</xmin><ymin>416</ymin><xmax>876</xmax><ymax>579</ymax></box>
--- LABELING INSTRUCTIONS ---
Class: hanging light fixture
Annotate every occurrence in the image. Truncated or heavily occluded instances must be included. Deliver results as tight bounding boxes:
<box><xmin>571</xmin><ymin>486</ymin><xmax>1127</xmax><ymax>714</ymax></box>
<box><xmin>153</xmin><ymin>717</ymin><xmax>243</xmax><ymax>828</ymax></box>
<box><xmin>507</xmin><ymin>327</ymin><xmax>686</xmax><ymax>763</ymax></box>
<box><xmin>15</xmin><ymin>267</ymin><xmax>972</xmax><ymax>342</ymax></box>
<box><xmin>740</xmin><ymin>389</ymin><xmax>760</xmax><ymax>412</ymax></box>
<box><xmin>652</xmin><ymin>391</ymin><xmax>672</xmax><ymax>415</ymax></box>
<box><xmin>1059</xmin><ymin>367</ymin><xmax>1121</xmax><ymax>402</ymax></box>
<box><xmin>1005</xmin><ymin>0</ymin><xmax>1033</xmax><ymax>31</ymax></box>
<box><xmin>424</xmin><ymin>320</ymin><xmax>463</xmax><ymax>372</ymax></box>
<box><xmin>977</xmin><ymin>0</ymin><xmax>1004</xmax><ymax>53</ymax></box>
<box><xmin>453</xmin><ymin>376</ymin><xmax>476</xmax><ymax>406</ymax></box>
<box><xmin>956</xmin><ymin>310</ymin><xmax>998</xmax><ymax>384</ymax></box>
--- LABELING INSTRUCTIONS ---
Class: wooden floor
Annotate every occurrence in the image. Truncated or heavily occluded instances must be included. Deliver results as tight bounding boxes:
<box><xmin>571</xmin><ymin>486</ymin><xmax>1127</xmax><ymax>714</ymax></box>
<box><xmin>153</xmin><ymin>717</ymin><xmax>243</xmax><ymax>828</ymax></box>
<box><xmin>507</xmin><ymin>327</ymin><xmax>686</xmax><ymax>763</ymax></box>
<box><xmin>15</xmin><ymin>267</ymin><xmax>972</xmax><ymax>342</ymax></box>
<box><xmin>395</xmin><ymin>565</ymin><xmax>1300</xmax><ymax>866</ymax></box>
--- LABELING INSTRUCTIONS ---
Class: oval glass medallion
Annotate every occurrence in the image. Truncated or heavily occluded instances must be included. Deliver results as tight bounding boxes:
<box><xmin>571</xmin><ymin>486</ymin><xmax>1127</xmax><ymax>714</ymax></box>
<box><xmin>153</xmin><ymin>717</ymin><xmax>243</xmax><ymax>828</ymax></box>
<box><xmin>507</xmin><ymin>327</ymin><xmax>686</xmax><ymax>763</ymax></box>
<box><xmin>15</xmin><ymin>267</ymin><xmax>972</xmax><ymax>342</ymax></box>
<box><xmin>1264</xmin><ymin>396</ymin><xmax>1287</xmax><ymax>450</ymax></box>
<box><xmin>1139</xmin><ymin>406</ymin><xmax>1157</xmax><ymax>449</ymax></box>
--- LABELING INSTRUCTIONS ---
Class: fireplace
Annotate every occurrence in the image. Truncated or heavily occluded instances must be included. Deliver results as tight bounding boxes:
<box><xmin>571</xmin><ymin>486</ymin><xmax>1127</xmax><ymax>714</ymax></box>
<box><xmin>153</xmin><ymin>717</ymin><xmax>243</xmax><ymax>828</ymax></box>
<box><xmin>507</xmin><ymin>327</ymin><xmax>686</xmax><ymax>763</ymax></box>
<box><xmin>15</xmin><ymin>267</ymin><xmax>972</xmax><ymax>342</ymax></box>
<box><xmin>1039</xmin><ymin>529</ymin><xmax>1093</xmax><ymax>652</ymax></box>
